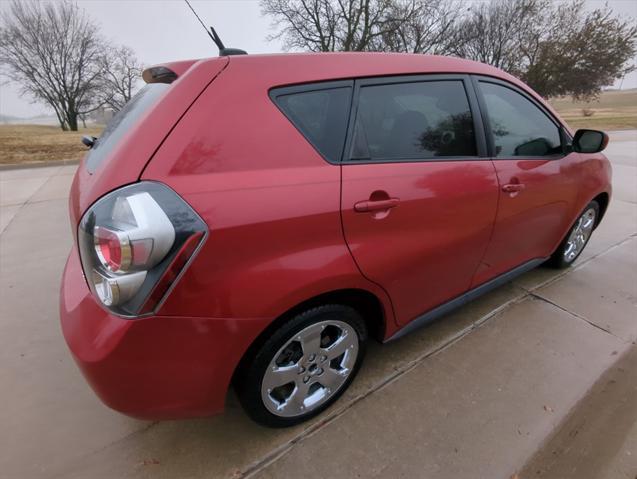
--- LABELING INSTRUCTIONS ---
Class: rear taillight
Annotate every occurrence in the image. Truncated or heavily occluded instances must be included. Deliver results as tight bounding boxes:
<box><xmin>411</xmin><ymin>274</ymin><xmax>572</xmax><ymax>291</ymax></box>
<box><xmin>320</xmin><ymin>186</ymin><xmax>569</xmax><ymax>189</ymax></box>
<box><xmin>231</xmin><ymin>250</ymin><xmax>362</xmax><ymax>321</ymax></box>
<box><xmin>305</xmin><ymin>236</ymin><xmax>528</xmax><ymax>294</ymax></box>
<box><xmin>77</xmin><ymin>182</ymin><xmax>207</xmax><ymax>317</ymax></box>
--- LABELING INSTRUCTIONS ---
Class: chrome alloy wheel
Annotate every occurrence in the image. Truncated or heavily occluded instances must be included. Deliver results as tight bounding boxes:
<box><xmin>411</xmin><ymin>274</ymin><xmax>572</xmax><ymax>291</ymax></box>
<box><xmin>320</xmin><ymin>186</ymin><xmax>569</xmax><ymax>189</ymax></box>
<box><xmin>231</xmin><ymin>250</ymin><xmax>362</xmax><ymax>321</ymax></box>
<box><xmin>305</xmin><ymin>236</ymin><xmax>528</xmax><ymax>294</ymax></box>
<box><xmin>261</xmin><ymin>320</ymin><xmax>359</xmax><ymax>418</ymax></box>
<box><xmin>564</xmin><ymin>207</ymin><xmax>596</xmax><ymax>263</ymax></box>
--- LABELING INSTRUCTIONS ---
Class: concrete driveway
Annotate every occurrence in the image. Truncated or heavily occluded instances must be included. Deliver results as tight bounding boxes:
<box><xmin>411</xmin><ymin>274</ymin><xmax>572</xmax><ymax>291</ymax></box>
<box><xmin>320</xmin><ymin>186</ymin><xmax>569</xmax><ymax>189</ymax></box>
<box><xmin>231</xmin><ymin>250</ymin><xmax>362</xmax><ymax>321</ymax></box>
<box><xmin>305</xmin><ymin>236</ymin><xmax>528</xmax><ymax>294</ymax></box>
<box><xmin>1</xmin><ymin>132</ymin><xmax>636</xmax><ymax>479</ymax></box>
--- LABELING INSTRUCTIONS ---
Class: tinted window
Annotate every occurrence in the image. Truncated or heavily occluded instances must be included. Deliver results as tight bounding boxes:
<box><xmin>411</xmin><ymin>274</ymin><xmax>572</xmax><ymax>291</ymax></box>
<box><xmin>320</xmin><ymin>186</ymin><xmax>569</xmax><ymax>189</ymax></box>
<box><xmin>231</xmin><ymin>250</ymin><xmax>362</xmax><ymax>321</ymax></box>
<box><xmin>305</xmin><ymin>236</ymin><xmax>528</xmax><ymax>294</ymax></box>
<box><xmin>349</xmin><ymin>80</ymin><xmax>477</xmax><ymax>161</ymax></box>
<box><xmin>86</xmin><ymin>83</ymin><xmax>169</xmax><ymax>172</ymax></box>
<box><xmin>480</xmin><ymin>82</ymin><xmax>562</xmax><ymax>157</ymax></box>
<box><xmin>274</xmin><ymin>87</ymin><xmax>352</xmax><ymax>163</ymax></box>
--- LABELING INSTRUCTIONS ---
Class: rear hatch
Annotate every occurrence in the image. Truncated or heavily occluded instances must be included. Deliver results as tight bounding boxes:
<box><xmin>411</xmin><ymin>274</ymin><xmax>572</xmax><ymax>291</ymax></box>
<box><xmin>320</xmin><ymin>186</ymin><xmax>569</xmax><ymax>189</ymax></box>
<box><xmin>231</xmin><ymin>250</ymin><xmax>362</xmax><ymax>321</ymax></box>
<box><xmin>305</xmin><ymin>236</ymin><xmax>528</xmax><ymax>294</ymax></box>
<box><xmin>69</xmin><ymin>57</ymin><xmax>228</xmax><ymax>227</ymax></box>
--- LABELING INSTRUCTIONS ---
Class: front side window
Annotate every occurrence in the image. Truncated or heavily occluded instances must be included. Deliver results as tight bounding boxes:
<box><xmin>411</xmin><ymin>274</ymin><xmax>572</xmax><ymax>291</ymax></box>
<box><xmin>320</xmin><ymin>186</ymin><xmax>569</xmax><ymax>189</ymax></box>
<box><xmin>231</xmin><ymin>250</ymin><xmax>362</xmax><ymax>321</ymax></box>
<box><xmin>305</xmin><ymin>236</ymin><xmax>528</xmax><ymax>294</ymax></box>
<box><xmin>480</xmin><ymin>82</ymin><xmax>562</xmax><ymax>157</ymax></box>
<box><xmin>349</xmin><ymin>80</ymin><xmax>477</xmax><ymax>161</ymax></box>
<box><xmin>273</xmin><ymin>86</ymin><xmax>352</xmax><ymax>163</ymax></box>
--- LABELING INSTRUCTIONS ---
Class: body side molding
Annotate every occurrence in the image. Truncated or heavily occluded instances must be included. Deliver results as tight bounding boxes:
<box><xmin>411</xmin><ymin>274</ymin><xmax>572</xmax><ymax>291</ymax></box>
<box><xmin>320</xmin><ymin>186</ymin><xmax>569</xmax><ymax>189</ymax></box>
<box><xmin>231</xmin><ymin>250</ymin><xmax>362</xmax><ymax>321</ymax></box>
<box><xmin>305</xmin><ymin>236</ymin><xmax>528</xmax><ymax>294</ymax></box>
<box><xmin>385</xmin><ymin>257</ymin><xmax>547</xmax><ymax>342</ymax></box>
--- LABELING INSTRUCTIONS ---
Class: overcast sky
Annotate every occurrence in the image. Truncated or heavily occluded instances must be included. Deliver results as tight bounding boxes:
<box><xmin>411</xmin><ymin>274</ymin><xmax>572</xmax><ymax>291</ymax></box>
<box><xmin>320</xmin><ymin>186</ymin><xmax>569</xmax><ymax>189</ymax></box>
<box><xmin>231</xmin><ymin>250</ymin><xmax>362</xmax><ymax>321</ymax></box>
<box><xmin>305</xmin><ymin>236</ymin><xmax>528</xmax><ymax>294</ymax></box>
<box><xmin>1</xmin><ymin>0</ymin><xmax>636</xmax><ymax>117</ymax></box>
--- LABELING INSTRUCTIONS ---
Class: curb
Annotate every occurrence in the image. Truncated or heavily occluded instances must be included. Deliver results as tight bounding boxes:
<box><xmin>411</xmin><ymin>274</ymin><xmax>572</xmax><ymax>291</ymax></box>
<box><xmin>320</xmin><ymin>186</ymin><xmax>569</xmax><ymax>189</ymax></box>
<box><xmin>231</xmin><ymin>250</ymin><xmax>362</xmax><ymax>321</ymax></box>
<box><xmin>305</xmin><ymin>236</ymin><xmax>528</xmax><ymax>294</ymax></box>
<box><xmin>0</xmin><ymin>159</ymin><xmax>80</xmax><ymax>171</ymax></box>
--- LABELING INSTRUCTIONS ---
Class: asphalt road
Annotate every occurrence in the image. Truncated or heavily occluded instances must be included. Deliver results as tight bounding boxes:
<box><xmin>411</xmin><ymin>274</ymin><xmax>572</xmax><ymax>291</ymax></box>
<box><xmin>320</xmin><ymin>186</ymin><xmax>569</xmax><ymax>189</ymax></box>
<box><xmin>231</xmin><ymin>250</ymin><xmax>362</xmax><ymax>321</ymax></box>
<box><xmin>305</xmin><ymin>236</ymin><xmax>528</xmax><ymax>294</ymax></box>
<box><xmin>1</xmin><ymin>131</ymin><xmax>636</xmax><ymax>479</ymax></box>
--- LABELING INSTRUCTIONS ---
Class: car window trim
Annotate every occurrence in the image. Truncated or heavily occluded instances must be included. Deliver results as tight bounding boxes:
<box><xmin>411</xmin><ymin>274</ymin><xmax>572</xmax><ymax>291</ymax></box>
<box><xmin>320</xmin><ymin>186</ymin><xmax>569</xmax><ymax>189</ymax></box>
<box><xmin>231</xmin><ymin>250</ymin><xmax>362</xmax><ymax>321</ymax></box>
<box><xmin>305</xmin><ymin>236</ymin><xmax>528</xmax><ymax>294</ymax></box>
<box><xmin>269</xmin><ymin>80</ymin><xmax>355</xmax><ymax>165</ymax></box>
<box><xmin>471</xmin><ymin>75</ymin><xmax>568</xmax><ymax>160</ymax></box>
<box><xmin>341</xmin><ymin>74</ymin><xmax>489</xmax><ymax>165</ymax></box>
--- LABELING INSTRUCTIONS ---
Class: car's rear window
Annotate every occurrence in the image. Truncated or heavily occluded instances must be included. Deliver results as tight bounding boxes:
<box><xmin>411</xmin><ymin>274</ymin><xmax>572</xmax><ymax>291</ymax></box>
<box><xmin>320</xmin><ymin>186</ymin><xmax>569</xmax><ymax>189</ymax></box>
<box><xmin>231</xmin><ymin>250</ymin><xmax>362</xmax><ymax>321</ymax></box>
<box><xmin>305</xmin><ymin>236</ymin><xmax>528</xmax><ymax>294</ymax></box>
<box><xmin>85</xmin><ymin>84</ymin><xmax>170</xmax><ymax>173</ymax></box>
<box><xmin>271</xmin><ymin>82</ymin><xmax>352</xmax><ymax>163</ymax></box>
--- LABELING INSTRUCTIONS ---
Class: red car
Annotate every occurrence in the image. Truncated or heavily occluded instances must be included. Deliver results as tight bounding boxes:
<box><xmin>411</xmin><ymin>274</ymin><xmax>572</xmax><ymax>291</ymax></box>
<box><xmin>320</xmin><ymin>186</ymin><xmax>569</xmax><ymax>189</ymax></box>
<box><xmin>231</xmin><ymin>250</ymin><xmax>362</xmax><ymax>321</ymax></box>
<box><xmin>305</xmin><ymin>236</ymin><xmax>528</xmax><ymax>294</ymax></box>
<box><xmin>60</xmin><ymin>52</ymin><xmax>611</xmax><ymax>427</ymax></box>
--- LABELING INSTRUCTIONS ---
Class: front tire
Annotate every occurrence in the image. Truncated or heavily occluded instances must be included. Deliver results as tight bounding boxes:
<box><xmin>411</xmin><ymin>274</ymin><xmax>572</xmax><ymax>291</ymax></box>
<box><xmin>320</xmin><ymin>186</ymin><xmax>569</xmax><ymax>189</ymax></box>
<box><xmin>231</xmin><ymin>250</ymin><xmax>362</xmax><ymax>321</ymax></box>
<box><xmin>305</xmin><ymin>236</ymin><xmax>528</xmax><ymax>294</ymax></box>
<box><xmin>547</xmin><ymin>200</ymin><xmax>599</xmax><ymax>269</ymax></box>
<box><xmin>235</xmin><ymin>304</ymin><xmax>367</xmax><ymax>427</ymax></box>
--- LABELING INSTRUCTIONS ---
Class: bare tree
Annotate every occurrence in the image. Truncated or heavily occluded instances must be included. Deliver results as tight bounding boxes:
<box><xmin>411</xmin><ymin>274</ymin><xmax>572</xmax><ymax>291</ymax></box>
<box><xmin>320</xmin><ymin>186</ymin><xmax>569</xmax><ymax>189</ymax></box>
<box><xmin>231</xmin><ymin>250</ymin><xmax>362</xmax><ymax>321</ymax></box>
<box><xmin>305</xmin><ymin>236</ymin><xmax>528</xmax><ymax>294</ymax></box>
<box><xmin>446</xmin><ymin>0</ymin><xmax>543</xmax><ymax>73</ymax></box>
<box><xmin>260</xmin><ymin>0</ymin><xmax>427</xmax><ymax>52</ymax></box>
<box><xmin>375</xmin><ymin>0</ymin><xmax>462</xmax><ymax>54</ymax></box>
<box><xmin>97</xmin><ymin>46</ymin><xmax>144</xmax><ymax>112</ymax></box>
<box><xmin>450</xmin><ymin>0</ymin><xmax>637</xmax><ymax>99</ymax></box>
<box><xmin>0</xmin><ymin>0</ymin><xmax>105</xmax><ymax>131</ymax></box>
<box><xmin>263</xmin><ymin>0</ymin><xmax>637</xmax><ymax>100</ymax></box>
<box><xmin>521</xmin><ymin>0</ymin><xmax>637</xmax><ymax>100</ymax></box>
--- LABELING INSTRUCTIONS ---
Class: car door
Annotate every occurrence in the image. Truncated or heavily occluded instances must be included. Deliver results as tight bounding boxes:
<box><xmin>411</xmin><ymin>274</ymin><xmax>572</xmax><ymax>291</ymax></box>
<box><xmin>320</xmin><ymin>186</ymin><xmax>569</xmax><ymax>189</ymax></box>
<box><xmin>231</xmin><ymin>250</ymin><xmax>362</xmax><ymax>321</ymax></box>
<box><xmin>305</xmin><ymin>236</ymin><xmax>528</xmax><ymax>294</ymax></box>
<box><xmin>340</xmin><ymin>75</ymin><xmax>499</xmax><ymax>326</ymax></box>
<box><xmin>470</xmin><ymin>77</ymin><xmax>581</xmax><ymax>287</ymax></box>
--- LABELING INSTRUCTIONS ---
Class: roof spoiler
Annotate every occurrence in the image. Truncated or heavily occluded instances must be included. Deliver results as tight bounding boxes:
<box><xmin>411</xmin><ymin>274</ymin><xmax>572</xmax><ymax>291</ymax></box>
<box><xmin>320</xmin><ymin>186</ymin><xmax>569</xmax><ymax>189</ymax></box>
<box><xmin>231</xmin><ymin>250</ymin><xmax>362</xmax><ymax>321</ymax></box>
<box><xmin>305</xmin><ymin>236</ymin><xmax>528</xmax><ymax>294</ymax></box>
<box><xmin>142</xmin><ymin>66</ymin><xmax>178</xmax><ymax>84</ymax></box>
<box><xmin>141</xmin><ymin>59</ymin><xmax>203</xmax><ymax>85</ymax></box>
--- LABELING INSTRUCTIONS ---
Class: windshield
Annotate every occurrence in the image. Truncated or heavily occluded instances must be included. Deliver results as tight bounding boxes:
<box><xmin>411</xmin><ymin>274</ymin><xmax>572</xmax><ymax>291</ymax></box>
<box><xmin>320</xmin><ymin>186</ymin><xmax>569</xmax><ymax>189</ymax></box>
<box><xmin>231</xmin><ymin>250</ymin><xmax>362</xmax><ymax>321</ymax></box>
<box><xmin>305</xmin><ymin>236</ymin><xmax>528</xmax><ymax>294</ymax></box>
<box><xmin>86</xmin><ymin>83</ymin><xmax>170</xmax><ymax>173</ymax></box>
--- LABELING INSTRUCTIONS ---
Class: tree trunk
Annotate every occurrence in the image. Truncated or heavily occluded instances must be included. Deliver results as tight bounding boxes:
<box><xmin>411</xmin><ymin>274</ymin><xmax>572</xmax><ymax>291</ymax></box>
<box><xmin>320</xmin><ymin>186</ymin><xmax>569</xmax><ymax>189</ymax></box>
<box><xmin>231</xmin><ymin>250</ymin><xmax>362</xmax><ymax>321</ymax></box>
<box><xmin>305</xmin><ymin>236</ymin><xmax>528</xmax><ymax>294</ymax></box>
<box><xmin>67</xmin><ymin>111</ymin><xmax>79</xmax><ymax>131</ymax></box>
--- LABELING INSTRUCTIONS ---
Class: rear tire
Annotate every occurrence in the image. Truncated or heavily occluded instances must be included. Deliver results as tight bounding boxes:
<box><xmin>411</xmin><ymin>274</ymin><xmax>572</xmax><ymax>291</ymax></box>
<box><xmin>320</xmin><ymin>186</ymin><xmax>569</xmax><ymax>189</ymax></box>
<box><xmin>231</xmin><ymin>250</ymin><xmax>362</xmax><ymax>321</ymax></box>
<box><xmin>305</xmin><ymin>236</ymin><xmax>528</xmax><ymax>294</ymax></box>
<box><xmin>547</xmin><ymin>200</ymin><xmax>599</xmax><ymax>269</ymax></box>
<box><xmin>235</xmin><ymin>304</ymin><xmax>367</xmax><ymax>427</ymax></box>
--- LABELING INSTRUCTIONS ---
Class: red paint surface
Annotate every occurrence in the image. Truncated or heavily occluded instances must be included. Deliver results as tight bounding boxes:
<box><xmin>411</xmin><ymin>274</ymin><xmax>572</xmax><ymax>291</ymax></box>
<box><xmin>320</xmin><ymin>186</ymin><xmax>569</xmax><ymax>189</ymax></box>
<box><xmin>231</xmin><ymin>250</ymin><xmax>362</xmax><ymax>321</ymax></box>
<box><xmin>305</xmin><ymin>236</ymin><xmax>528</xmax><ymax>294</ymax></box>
<box><xmin>60</xmin><ymin>53</ymin><xmax>612</xmax><ymax>419</ymax></box>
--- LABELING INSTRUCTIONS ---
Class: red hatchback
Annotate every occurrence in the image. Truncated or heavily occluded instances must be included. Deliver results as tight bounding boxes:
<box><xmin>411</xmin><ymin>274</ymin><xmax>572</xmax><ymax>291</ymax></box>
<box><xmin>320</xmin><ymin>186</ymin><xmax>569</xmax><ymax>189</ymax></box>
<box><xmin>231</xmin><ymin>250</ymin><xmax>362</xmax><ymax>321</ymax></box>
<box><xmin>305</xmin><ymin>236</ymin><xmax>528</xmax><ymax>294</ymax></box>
<box><xmin>60</xmin><ymin>53</ymin><xmax>611</xmax><ymax>427</ymax></box>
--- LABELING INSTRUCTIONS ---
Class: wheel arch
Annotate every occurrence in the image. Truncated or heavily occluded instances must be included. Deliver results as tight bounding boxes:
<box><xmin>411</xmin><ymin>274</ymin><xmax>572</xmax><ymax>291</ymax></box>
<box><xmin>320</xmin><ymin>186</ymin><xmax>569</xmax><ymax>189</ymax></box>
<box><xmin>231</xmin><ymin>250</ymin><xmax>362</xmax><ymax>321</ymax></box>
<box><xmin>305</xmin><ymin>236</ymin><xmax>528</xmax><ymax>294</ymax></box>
<box><xmin>231</xmin><ymin>287</ymin><xmax>386</xmax><ymax>387</ymax></box>
<box><xmin>592</xmin><ymin>191</ymin><xmax>610</xmax><ymax>228</ymax></box>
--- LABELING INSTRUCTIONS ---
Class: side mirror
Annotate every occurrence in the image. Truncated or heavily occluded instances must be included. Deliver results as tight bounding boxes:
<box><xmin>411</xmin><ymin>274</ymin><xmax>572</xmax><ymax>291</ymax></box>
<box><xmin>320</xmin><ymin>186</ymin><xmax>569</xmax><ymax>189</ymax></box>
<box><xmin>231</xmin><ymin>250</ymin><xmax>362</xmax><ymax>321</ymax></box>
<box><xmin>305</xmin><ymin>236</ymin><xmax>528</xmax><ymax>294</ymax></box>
<box><xmin>82</xmin><ymin>136</ymin><xmax>97</xmax><ymax>149</ymax></box>
<box><xmin>573</xmin><ymin>129</ymin><xmax>609</xmax><ymax>153</ymax></box>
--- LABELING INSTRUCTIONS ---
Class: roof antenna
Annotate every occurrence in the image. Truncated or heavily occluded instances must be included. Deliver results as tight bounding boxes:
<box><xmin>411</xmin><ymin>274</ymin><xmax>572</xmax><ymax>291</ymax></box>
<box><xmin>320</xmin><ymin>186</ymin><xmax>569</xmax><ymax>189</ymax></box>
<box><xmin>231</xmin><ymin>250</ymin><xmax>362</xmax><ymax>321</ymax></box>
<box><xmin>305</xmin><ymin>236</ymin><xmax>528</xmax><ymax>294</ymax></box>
<box><xmin>184</xmin><ymin>0</ymin><xmax>247</xmax><ymax>56</ymax></box>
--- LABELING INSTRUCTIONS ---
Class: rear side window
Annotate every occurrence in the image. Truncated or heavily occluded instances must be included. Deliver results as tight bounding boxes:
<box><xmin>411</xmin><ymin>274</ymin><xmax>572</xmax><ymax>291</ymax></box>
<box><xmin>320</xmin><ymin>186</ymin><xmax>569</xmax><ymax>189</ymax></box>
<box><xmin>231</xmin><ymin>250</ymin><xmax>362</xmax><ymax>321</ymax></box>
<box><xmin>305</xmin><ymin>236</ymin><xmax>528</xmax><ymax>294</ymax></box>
<box><xmin>349</xmin><ymin>80</ymin><xmax>477</xmax><ymax>161</ymax></box>
<box><xmin>272</xmin><ymin>85</ymin><xmax>352</xmax><ymax>163</ymax></box>
<box><xmin>86</xmin><ymin>84</ymin><xmax>170</xmax><ymax>172</ymax></box>
<box><xmin>479</xmin><ymin>82</ymin><xmax>562</xmax><ymax>157</ymax></box>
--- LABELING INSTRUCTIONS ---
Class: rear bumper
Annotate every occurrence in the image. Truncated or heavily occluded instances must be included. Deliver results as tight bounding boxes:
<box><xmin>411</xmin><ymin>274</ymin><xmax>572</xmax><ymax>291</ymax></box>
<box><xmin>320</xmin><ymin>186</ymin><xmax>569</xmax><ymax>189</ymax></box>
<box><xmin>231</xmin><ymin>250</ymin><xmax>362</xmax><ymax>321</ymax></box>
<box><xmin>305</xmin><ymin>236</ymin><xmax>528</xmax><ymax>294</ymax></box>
<box><xmin>59</xmin><ymin>248</ymin><xmax>269</xmax><ymax>420</ymax></box>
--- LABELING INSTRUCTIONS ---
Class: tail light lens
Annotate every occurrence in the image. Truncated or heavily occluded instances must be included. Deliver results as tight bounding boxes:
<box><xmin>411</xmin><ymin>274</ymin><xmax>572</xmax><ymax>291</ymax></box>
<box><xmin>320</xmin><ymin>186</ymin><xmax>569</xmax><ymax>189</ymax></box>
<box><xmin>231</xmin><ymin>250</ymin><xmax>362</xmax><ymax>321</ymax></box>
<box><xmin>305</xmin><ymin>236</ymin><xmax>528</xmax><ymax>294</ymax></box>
<box><xmin>77</xmin><ymin>182</ymin><xmax>207</xmax><ymax>317</ymax></box>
